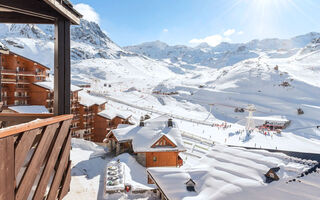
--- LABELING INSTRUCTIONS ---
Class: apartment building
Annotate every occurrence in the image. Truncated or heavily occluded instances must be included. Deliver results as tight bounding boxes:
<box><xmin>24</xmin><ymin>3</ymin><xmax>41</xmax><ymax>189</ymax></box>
<box><xmin>76</xmin><ymin>90</ymin><xmax>107</xmax><ymax>140</ymax></box>
<box><xmin>0</xmin><ymin>43</ymin><xmax>133</xmax><ymax>142</ymax></box>
<box><xmin>29</xmin><ymin>81</ymin><xmax>82</xmax><ymax>136</ymax></box>
<box><xmin>0</xmin><ymin>49</ymin><xmax>49</xmax><ymax>107</ymax></box>
<box><xmin>94</xmin><ymin>107</ymin><xmax>133</xmax><ymax>143</ymax></box>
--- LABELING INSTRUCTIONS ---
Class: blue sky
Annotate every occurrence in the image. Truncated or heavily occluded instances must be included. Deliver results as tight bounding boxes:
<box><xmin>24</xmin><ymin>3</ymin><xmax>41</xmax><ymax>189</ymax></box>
<box><xmin>71</xmin><ymin>0</ymin><xmax>320</xmax><ymax>47</ymax></box>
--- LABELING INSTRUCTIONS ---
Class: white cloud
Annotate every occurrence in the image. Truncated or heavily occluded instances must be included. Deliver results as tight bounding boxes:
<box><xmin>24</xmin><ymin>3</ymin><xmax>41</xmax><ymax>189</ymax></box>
<box><xmin>237</xmin><ymin>31</ymin><xmax>244</xmax><ymax>35</ymax></box>
<box><xmin>189</xmin><ymin>34</ymin><xmax>231</xmax><ymax>47</ymax></box>
<box><xmin>223</xmin><ymin>29</ymin><xmax>235</xmax><ymax>36</ymax></box>
<box><xmin>74</xmin><ymin>3</ymin><xmax>100</xmax><ymax>24</ymax></box>
<box><xmin>163</xmin><ymin>28</ymin><xmax>169</xmax><ymax>33</ymax></box>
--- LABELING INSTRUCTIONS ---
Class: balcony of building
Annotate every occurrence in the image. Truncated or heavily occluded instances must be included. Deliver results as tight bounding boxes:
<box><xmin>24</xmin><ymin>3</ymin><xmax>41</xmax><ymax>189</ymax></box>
<box><xmin>70</xmin><ymin>122</ymin><xmax>80</xmax><ymax>130</ymax></box>
<box><xmin>0</xmin><ymin>68</ymin><xmax>17</xmax><ymax>75</ymax></box>
<box><xmin>16</xmin><ymin>78</ymin><xmax>30</xmax><ymax>84</ymax></box>
<box><xmin>83</xmin><ymin>111</ymin><xmax>93</xmax><ymax>117</ymax></box>
<box><xmin>0</xmin><ymin>0</ymin><xmax>82</xmax><ymax>199</ymax></box>
<box><xmin>0</xmin><ymin>114</ymin><xmax>73</xmax><ymax>200</ymax></box>
<box><xmin>83</xmin><ymin>123</ymin><xmax>93</xmax><ymax>129</ymax></box>
<box><xmin>1</xmin><ymin>77</ymin><xmax>16</xmax><ymax>84</ymax></box>
<box><xmin>17</xmin><ymin>70</ymin><xmax>38</xmax><ymax>76</ymax></box>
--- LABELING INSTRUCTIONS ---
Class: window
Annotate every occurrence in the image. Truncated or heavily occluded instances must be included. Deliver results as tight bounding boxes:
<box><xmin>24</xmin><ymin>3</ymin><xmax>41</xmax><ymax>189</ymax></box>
<box><xmin>153</xmin><ymin>156</ymin><xmax>157</xmax><ymax>162</ymax></box>
<box><xmin>14</xmin><ymin>100</ymin><xmax>19</xmax><ymax>105</ymax></box>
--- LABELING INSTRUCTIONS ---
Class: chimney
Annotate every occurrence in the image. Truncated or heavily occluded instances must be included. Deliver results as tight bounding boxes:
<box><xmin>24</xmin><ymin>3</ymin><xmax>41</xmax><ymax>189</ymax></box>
<box><xmin>139</xmin><ymin>116</ymin><xmax>145</xmax><ymax>127</ymax></box>
<box><xmin>168</xmin><ymin>118</ymin><xmax>173</xmax><ymax>127</ymax></box>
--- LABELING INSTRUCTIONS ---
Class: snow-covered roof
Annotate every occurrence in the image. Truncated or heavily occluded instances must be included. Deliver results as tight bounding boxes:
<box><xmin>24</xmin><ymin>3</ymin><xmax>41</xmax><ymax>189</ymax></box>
<box><xmin>34</xmin><ymin>81</ymin><xmax>82</xmax><ymax>92</ymax></box>
<box><xmin>8</xmin><ymin>105</ymin><xmax>49</xmax><ymax>114</ymax></box>
<box><xmin>98</xmin><ymin>106</ymin><xmax>132</xmax><ymax>120</ymax></box>
<box><xmin>109</xmin><ymin>116</ymin><xmax>185</xmax><ymax>153</ymax></box>
<box><xmin>248</xmin><ymin>116</ymin><xmax>290</xmax><ymax>122</ymax></box>
<box><xmin>0</xmin><ymin>41</ymin><xmax>9</xmax><ymax>54</ymax></box>
<box><xmin>78</xmin><ymin>90</ymin><xmax>107</xmax><ymax>107</ymax></box>
<box><xmin>148</xmin><ymin>145</ymin><xmax>317</xmax><ymax>200</ymax></box>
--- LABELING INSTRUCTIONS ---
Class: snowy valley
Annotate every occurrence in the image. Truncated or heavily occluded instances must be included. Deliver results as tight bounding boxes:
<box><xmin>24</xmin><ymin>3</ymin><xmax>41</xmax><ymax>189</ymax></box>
<box><xmin>1</xmin><ymin>18</ymin><xmax>320</xmax><ymax>200</ymax></box>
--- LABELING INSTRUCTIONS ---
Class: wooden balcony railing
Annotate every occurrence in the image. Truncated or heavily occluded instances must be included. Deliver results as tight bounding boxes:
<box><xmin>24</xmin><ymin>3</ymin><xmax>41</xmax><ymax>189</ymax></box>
<box><xmin>0</xmin><ymin>114</ymin><xmax>73</xmax><ymax>200</ymax></box>
<box><xmin>1</xmin><ymin>69</ymin><xmax>17</xmax><ymax>74</ymax></box>
<box><xmin>0</xmin><ymin>113</ymin><xmax>54</xmax><ymax>128</ymax></box>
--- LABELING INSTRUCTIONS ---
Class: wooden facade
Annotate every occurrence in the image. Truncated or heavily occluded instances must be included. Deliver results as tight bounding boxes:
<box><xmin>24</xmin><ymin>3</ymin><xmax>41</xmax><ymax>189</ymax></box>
<box><xmin>76</xmin><ymin>103</ymin><xmax>106</xmax><ymax>140</ymax></box>
<box><xmin>0</xmin><ymin>52</ymin><xmax>49</xmax><ymax>107</ymax></box>
<box><xmin>28</xmin><ymin>84</ymin><xmax>54</xmax><ymax>112</ymax></box>
<box><xmin>145</xmin><ymin>152</ymin><xmax>181</xmax><ymax>168</ymax></box>
<box><xmin>0</xmin><ymin>114</ymin><xmax>73</xmax><ymax>200</ymax></box>
<box><xmin>94</xmin><ymin>115</ymin><xmax>131</xmax><ymax>143</ymax></box>
<box><xmin>28</xmin><ymin>83</ymin><xmax>82</xmax><ymax>136</ymax></box>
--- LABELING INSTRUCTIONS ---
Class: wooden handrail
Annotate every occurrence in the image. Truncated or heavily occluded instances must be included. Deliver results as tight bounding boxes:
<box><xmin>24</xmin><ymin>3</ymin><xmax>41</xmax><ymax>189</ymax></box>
<box><xmin>0</xmin><ymin>114</ymin><xmax>73</xmax><ymax>138</ymax></box>
<box><xmin>0</xmin><ymin>113</ymin><xmax>54</xmax><ymax>117</ymax></box>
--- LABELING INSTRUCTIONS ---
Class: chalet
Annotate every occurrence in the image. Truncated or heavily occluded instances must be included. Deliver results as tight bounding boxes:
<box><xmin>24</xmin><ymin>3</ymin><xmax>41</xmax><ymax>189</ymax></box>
<box><xmin>77</xmin><ymin>90</ymin><xmax>107</xmax><ymax>140</ymax></box>
<box><xmin>105</xmin><ymin>116</ymin><xmax>186</xmax><ymax>168</ymax></box>
<box><xmin>94</xmin><ymin>107</ymin><xmax>134</xmax><ymax>143</ymax></box>
<box><xmin>250</xmin><ymin>116</ymin><xmax>291</xmax><ymax>131</ymax></box>
<box><xmin>0</xmin><ymin>46</ymin><xmax>50</xmax><ymax>107</ymax></box>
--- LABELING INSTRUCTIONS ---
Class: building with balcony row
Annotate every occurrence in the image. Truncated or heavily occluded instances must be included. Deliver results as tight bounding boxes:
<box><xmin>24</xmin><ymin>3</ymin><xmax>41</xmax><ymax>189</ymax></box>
<box><xmin>0</xmin><ymin>43</ymin><xmax>136</xmax><ymax>143</ymax></box>
<box><xmin>0</xmin><ymin>47</ymin><xmax>49</xmax><ymax>107</ymax></box>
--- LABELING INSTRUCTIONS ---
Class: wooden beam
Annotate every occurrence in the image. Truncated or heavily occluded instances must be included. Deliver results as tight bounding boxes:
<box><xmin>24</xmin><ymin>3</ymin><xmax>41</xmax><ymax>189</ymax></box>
<box><xmin>54</xmin><ymin>18</ymin><xmax>71</xmax><ymax>115</ymax></box>
<box><xmin>14</xmin><ymin>128</ymin><xmax>42</xmax><ymax>177</ymax></box>
<box><xmin>0</xmin><ymin>12</ymin><xmax>53</xmax><ymax>24</ymax></box>
<box><xmin>33</xmin><ymin>119</ymin><xmax>71</xmax><ymax>200</ymax></box>
<box><xmin>0</xmin><ymin>137</ymin><xmax>14</xmax><ymax>200</ymax></box>
<box><xmin>58</xmin><ymin>160</ymin><xmax>72</xmax><ymax>200</ymax></box>
<box><xmin>0</xmin><ymin>0</ymin><xmax>81</xmax><ymax>24</ymax></box>
<box><xmin>0</xmin><ymin>113</ymin><xmax>53</xmax><ymax>128</ymax></box>
<box><xmin>47</xmin><ymin>133</ymin><xmax>71</xmax><ymax>200</ymax></box>
<box><xmin>43</xmin><ymin>0</ymin><xmax>81</xmax><ymax>25</ymax></box>
<box><xmin>0</xmin><ymin>0</ymin><xmax>57</xmax><ymax>22</ymax></box>
<box><xmin>15</xmin><ymin>123</ymin><xmax>60</xmax><ymax>200</ymax></box>
<box><xmin>0</xmin><ymin>114</ymin><xmax>73</xmax><ymax>139</ymax></box>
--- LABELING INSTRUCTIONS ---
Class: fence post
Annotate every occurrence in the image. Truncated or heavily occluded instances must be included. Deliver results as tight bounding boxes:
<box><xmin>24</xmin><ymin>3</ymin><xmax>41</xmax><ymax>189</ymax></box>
<box><xmin>0</xmin><ymin>136</ymin><xmax>15</xmax><ymax>200</ymax></box>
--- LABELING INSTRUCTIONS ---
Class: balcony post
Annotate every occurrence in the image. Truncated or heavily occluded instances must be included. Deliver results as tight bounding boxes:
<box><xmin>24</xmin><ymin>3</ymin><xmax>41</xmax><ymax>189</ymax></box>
<box><xmin>0</xmin><ymin>53</ymin><xmax>2</xmax><ymax>102</ymax></box>
<box><xmin>54</xmin><ymin>18</ymin><xmax>71</xmax><ymax>115</ymax></box>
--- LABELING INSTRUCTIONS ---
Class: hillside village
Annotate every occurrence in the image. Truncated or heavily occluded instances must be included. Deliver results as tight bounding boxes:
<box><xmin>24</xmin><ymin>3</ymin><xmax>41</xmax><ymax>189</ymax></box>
<box><xmin>0</xmin><ymin>1</ymin><xmax>319</xmax><ymax>200</ymax></box>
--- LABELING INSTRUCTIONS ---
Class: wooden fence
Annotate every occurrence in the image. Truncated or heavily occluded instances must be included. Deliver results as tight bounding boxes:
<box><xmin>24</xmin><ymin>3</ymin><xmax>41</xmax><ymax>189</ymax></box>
<box><xmin>0</xmin><ymin>114</ymin><xmax>73</xmax><ymax>200</ymax></box>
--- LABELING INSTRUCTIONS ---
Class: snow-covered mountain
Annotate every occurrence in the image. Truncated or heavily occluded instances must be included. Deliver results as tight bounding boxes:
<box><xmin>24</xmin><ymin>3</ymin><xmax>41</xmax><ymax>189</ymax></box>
<box><xmin>125</xmin><ymin>32</ymin><xmax>320</xmax><ymax>69</ymax></box>
<box><xmin>0</xmin><ymin>20</ymin><xmax>174</xmax><ymax>84</ymax></box>
<box><xmin>0</xmin><ymin>19</ymin><xmax>319</xmax><ymax>140</ymax></box>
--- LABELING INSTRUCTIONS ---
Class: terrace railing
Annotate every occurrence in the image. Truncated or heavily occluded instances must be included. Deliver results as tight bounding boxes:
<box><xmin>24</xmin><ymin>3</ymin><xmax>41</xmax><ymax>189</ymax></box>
<box><xmin>0</xmin><ymin>114</ymin><xmax>73</xmax><ymax>200</ymax></box>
